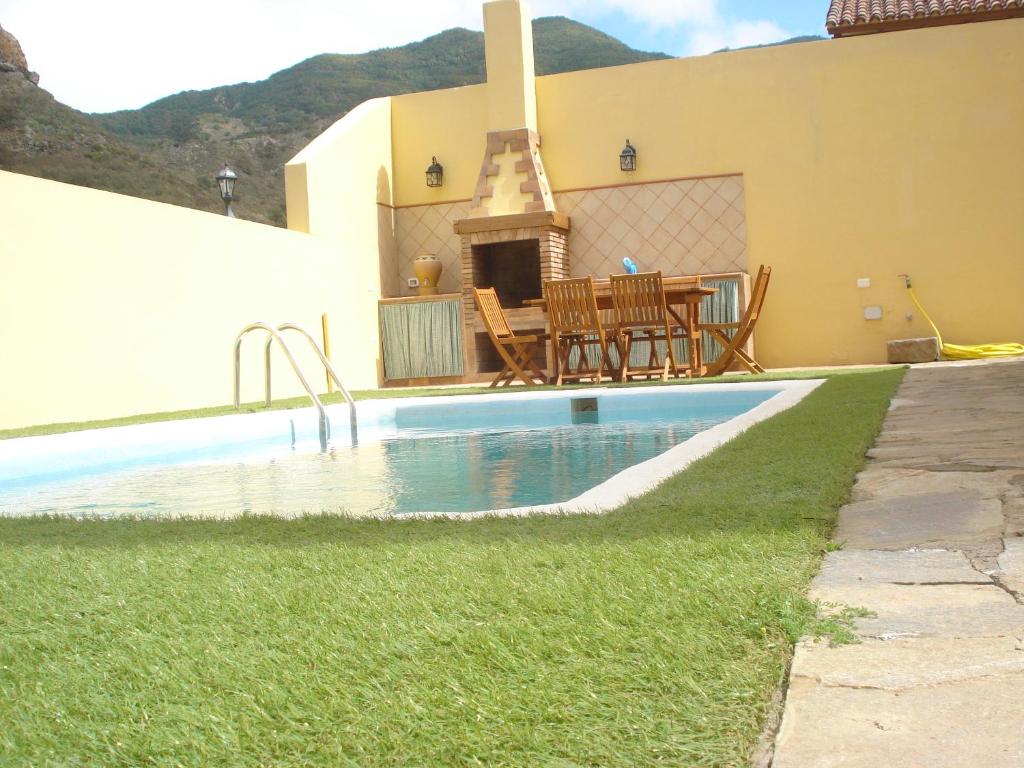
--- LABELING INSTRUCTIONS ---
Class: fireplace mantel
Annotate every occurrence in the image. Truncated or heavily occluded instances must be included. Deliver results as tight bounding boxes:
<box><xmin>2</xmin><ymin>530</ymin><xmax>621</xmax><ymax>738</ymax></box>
<box><xmin>454</xmin><ymin>211</ymin><xmax>570</xmax><ymax>235</ymax></box>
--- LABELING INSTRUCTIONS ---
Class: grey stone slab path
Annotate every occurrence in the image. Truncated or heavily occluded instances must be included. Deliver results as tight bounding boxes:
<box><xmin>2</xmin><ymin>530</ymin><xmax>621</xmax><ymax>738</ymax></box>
<box><xmin>769</xmin><ymin>359</ymin><xmax>1024</xmax><ymax>768</ymax></box>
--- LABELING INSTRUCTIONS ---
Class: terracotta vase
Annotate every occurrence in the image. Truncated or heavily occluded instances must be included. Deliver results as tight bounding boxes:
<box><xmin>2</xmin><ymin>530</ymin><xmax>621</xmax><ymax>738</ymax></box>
<box><xmin>413</xmin><ymin>255</ymin><xmax>443</xmax><ymax>296</ymax></box>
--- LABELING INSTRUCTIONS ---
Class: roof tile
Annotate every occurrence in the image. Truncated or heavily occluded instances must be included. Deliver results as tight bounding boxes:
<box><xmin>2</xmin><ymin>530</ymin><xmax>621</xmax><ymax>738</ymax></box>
<box><xmin>826</xmin><ymin>0</ymin><xmax>1024</xmax><ymax>34</ymax></box>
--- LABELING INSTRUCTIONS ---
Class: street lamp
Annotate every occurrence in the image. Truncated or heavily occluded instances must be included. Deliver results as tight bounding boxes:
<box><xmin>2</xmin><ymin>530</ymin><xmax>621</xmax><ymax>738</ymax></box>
<box><xmin>216</xmin><ymin>163</ymin><xmax>238</xmax><ymax>217</ymax></box>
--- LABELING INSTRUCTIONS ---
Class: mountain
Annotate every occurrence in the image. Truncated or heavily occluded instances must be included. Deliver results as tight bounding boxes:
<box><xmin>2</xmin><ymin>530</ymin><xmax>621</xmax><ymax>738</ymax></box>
<box><xmin>714</xmin><ymin>34</ymin><xmax>826</xmax><ymax>53</ymax></box>
<box><xmin>0</xmin><ymin>19</ymin><xmax>668</xmax><ymax>225</ymax></box>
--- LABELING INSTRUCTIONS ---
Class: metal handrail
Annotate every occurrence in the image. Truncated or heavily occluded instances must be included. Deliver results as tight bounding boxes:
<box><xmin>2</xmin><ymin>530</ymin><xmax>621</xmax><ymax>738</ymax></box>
<box><xmin>234</xmin><ymin>322</ymin><xmax>331</xmax><ymax>449</ymax></box>
<box><xmin>268</xmin><ymin>322</ymin><xmax>357</xmax><ymax>434</ymax></box>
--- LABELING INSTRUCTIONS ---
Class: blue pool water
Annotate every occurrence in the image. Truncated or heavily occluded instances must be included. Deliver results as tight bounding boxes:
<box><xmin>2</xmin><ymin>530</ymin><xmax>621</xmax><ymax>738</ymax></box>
<box><xmin>0</xmin><ymin>387</ymin><xmax>778</xmax><ymax>519</ymax></box>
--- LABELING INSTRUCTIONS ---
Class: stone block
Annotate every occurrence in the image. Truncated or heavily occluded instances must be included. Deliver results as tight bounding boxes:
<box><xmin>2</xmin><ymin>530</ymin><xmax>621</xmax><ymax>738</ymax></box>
<box><xmin>887</xmin><ymin>337</ymin><xmax>939</xmax><ymax>364</ymax></box>
<box><xmin>834</xmin><ymin>490</ymin><xmax>1004</xmax><ymax>550</ymax></box>
<box><xmin>773</xmin><ymin>672</ymin><xmax>1024</xmax><ymax>768</ymax></box>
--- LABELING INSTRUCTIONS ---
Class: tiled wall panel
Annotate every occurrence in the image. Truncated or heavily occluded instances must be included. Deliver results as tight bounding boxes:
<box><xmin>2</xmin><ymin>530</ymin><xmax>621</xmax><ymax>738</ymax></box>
<box><xmin>556</xmin><ymin>175</ymin><xmax>747</xmax><ymax>278</ymax></box>
<box><xmin>386</xmin><ymin>175</ymin><xmax>747</xmax><ymax>298</ymax></box>
<box><xmin>392</xmin><ymin>201</ymin><xmax>472</xmax><ymax>297</ymax></box>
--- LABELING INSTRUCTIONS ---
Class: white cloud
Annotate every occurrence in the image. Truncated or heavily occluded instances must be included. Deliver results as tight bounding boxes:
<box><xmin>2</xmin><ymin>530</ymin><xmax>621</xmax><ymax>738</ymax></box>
<box><xmin>0</xmin><ymin>0</ymin><xmax>786</xmax><ymax>113</ymax></box>
<box><xmin>688</xmin><ymin>19</ymin><xmax>792</xmax><ymax>55</ymax></box>
<box><xmin>532</xmin><ymin>0</ymin><xmax>718</xmax><ymax>26</ymax></box>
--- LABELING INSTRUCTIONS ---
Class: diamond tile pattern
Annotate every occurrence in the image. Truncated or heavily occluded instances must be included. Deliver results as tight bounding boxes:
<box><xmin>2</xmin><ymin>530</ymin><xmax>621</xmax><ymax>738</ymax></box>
<box><xmin>391</xmin><ymin>201</ymin><xmax>472</xmax><ymax>297</ymax></box>
<box><xmin>554</xmin><ymin>176</ymin><xmax>748</xmax><ymax>280</ymax></box>
<box><xmin>827</xmin><ymin>0</ymin><xmax>1022</xmax><ymax>32</ymax></box>
<box><xmin>386</xmin><ymin>176</ymin><xmax>748</xmax><ymax>298</ymax></box>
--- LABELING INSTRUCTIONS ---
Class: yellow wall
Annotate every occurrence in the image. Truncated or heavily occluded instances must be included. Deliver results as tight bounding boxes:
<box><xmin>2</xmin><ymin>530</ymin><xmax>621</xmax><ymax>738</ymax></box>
<box><xmin>390</xmin><ymin>19</ymin><xmax>1024</xmax><ymax>366</ymax></box>
<box><xmin>286</xmin><ymin>97</ymin><xmax>397</xmax><ymax>378</ymax></box>
<box><xmin>391</xmin><ymin>85</ymin><xmax>486</xmax><ymax>207</ymax></box>
<box><xmin>0</xmin><ymin>171</ymin><xmax>366</xmax><ymax>431</ymax></box>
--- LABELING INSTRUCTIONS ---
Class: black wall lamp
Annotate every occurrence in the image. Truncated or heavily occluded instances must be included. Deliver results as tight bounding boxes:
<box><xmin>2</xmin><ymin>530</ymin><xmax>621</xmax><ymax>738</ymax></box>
<box><xmin>426</xmin><ymin>156</ymin><xmax>444</xmax><ymax>187</ymax></box>
<box><xmin>619</xmin><ymin>140</ymin><xmax>637</xmax><ymax>172</ymax></box>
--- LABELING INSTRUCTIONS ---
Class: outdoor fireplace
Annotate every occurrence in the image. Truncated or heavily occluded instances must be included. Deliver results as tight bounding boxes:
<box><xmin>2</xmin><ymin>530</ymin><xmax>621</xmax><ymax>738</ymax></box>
<box><xmin>452</xmin><ymin>124</ymin><xmax>570</xmax><ymax>378</ymax></box>
<box><xmin>454</xmin><ymin>212</ymin><xmax>570</xmax><ymax>377</ymax></box>
<box><xmin>471</xmin><ymin>239</ymin><xmax>541</xmax><ymax>309</ymax></box>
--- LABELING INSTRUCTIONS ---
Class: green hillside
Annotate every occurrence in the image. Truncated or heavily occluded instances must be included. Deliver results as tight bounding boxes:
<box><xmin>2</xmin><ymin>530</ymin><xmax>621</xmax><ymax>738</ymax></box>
<box><xmin>0</xmin><ymin>70</ymin><xmax>222</xmax><ymax>215</ymax></box>
<box><xmin>97</xmin><ymin>19</ymin><xmax>669</xmax><ymax>140</ymax></box>
<box><xmin>1</xmin><ymin>17</ymin><xmax>668</xmax><ymax>225</ymax></box>
<box><xmin>0</xmin><ymin>17</ymin><xmax>664</xmax><ymax>226</ymax></box>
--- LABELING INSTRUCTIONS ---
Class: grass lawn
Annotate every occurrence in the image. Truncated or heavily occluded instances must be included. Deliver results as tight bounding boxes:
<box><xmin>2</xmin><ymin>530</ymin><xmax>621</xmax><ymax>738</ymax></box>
<box><xmin>0</xmin><ymin>369</ymin><xmax>904</xmax><ymax>766</ymax></box>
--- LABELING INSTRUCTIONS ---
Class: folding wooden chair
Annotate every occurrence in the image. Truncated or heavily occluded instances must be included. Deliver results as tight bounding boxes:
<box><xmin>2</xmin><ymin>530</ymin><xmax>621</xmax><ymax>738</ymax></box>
<box><xmin>473</xmin><ymin>287</ymin><xmax>547</xmax><ymax>387</ymax></box>
<box><xmin>699</xmin><ymin>265</ymin><xmax>772</xmax><ymax>377</ymax></box>
<box><xmin>609</xmin><ymin>270</ymin><xmax>687</xmax><ymax>382</ymax></box>
<box><xmin>544</xmin><ymin>277</ymin><xmax>620</xmax><ymax>386</ymax></box>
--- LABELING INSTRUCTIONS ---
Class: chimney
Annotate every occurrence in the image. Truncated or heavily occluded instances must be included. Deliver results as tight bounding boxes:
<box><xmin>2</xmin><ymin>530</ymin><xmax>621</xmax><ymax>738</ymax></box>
<box><xmin>464</xmin><ymin>0</ymin><xmax>556</xmax><ymax>219</ymax></box>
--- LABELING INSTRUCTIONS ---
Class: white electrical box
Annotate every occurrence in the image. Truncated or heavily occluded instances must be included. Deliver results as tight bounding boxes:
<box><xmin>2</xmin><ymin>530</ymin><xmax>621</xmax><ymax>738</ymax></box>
<box><xmin>863</xmin><ymin>306</ymin><xmax>883</xmax><ymax>321</ymax></box>
<box><xmin>857</xmin><ymin>278</ymin><xmax>871</xmax><ymax>289</ymax></box>
<box><xmin>407</xmin><ymin>277</ymin><xmax>420</xmax><ymax>288</ymax></box>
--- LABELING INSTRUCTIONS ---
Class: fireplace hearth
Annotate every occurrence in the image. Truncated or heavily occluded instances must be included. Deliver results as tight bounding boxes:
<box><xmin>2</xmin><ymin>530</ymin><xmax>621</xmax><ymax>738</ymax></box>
<box><xmin>471</xmin><ymin>239</ymin><xmax>541</xmax><ymax>309</ymax></box>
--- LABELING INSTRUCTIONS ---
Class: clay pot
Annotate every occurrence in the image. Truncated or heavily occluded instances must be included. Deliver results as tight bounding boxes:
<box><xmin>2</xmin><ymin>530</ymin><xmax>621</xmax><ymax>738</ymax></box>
<box><xmin>413</xmin><ymin>255</ymin><xmax>443</xmax><ymax>296</ymax></box>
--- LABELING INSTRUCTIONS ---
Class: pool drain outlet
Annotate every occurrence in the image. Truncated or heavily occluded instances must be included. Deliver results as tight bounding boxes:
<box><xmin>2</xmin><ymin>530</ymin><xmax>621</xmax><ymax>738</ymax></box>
<box><xmin>571</xmin><ymin>397</ymin><xmax>599</xmax><ymax>425</ymax></box>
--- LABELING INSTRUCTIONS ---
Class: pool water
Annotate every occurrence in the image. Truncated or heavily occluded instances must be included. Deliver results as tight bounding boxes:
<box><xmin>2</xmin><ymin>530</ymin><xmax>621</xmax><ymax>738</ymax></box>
<box><xmin>0</xmin><ymin>387</ymin><xmax>779</xmax><ymax>519</ymax></box>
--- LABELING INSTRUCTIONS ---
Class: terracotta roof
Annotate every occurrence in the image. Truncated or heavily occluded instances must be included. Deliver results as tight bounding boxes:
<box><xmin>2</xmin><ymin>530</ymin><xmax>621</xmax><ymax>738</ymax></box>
<box><xmin>826</xmin><ymin>0</ymin><xmax>1024</xmax><ymax>36</ymax></box>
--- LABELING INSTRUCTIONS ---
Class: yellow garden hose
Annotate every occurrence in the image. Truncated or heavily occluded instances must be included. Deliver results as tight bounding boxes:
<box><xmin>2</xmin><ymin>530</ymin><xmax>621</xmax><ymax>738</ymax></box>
<box><xmin>902</xmin><ymin>276</ymin><xmax>1024</xmax><ymax>360</ymax></box>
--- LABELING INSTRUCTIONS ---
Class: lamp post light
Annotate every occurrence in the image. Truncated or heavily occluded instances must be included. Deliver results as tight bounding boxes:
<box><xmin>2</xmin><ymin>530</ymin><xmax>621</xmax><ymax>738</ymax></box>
<box><xmin>619</xmin><ymin>140</ymin><xmax>637</xmax><ymax>173</ymax></box>
<box><xmin>425</xmin><ymin>156</ymin><xmax>444</xmax><ymax>188</ymax></box>
<box><xmin>216</xmin><ymin>163</ymin><xmax>238</xmax><ymax>217</ymax></box>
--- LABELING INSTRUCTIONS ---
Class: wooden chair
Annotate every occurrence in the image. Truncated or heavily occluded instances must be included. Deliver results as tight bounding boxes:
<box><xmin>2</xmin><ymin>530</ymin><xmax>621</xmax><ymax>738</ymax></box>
<box><xmin>699</xmin><ymin>265</ymin><xmax>772</xmax><ymax>377</ymax></box>
<box><xmin>609</xmin><ymin>270</ymin><xmax>687</xmax><ymax>382</ymax></box>
<box><xmin>473</xmin><ymin>287</ymin><xmax>547</xmax><ymax>388</ymax></box>
<box><xmin>544</xmin><ymin>277</ymin><xmax>620</xmax><ymax>386</ymax></box>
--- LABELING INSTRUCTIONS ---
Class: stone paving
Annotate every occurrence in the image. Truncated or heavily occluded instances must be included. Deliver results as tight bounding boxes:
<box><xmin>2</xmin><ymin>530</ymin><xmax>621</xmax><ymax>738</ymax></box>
<box><xmin>769</xmin><ymin>358</ymin><xmax>1024</xmax><ymax>768</ymax></box>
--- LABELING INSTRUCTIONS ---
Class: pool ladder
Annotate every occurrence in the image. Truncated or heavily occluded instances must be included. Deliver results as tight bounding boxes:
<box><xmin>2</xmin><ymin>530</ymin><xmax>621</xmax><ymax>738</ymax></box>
<box><xmin>233</xmin><ymin>322</ymin><xmax>357</xmax><ymax>449</ymax></box>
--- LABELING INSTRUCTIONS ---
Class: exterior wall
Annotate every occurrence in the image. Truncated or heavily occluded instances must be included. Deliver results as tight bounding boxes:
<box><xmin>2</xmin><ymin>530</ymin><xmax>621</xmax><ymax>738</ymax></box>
<box><xmin>286</xmin><ymin>97</ymin><xmax>398</xmax><ymax>375</ymax></box>
<box><xmin>391</xmin><ymin>84</ymin><xmax>487</xmax><ymax>211</ymax></box>
<box><xmin>388</xmin><ymin>19</ymin><xmax>1024</xmax><ymax>366</ymax></box>
<box><xmin>0</xmin><ymin>171</ymin><xmax>358</xmax><ymax>431</ymax></box>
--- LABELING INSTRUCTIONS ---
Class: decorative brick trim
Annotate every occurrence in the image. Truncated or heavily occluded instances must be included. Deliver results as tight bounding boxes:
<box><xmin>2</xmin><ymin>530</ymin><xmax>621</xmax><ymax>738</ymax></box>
<box><xmin>469</xmin><ymin>128</ymin><xmax>557</xmax><ymax>219</ymax></box>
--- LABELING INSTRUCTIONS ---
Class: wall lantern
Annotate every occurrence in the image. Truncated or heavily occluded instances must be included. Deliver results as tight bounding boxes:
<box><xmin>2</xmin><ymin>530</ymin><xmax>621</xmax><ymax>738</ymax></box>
<box><xmin>619</xmin><ymin>140</ymin><xmax>637</xmax><ymax>172</ymax></box>
<box><xmin>216</xmin><ymin>163</ymin><xmax>238</xmax><ymax>218</ymax></box>
<box><xmin>426</xmin><ymin>156</ymin><xmax>444</xmax><ymax>188</ymax></box>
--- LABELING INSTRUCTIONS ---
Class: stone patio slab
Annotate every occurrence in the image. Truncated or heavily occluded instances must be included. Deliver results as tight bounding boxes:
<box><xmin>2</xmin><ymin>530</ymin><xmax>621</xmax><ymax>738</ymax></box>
<box><xmin>835</xmin><ymin>490</ymin><xmax>1003</xmax><ymax>550</ymax></box>
<box><xmin>772</xmin><ymin>674</ymin><xmax>1024</xmax><ymax>768</ymax></box>
<box><xmin>790</xmin><ymin>635</ymin><xmax>1024</xmax><ymax>690</ymax></box>
<box><xmin>811</xmin><ymin>549</ymin><xmax>990</xmax><ymax>588</ymax></box>
<box><xmin>813</xmin><ymin>582</ymin><xmax>1024</xmax><ymax>639</ymax></box>
<box><xmin>997</xmin><ymin>538</ymin><xmax>1024</xmax><ymax>597</ymax></box>
<box><xmin>850</xmin><ymin>467</ymin><xmax>1017</xmax><ymax>505</ymax></box>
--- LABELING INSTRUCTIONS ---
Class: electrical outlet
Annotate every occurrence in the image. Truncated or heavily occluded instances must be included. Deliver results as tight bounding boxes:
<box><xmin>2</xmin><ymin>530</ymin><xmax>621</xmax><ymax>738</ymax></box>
<box><xmin>857</xmin><ymin>278</ymin><xmax>871</xmax><ymax>289</ymax></box>
<box><xmin>864</xmin><ymin>306</ymin><xmax>883</xmax><ymax>321</ymax></box>
<box><xmin>407</xmin><ymin>277</ymin><xmax>420</xmax><ymax>288</ymax></box>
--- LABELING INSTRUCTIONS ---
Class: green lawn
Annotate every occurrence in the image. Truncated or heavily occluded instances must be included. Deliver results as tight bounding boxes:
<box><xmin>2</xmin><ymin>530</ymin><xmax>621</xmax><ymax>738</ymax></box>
<box><xmin>0</xmin><ymin>369</ymin><xmax>904</xmax><ymax>766</ymax></box>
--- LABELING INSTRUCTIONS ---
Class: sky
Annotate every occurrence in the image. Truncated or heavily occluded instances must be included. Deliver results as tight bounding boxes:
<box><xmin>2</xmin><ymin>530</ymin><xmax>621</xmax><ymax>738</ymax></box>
<box><xmin>0</xmin><ymin>0</ymin><xmax>828</xmax><ymax>114</ymax></box>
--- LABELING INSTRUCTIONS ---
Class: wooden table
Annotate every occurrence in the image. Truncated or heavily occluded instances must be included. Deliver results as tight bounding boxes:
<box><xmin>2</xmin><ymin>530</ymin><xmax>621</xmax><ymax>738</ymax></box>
<box><xmin>525</xmin><ymin>277</ymin><xmax>718</xmax><ymax>378</ymax></box>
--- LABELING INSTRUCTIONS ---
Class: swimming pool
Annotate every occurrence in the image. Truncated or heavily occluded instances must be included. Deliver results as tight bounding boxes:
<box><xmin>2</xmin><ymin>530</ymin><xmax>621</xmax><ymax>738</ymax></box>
<box><xmin>0</xmin><ymin>381</ymin><xmax>822</xmax><ymax>519</ymax></box>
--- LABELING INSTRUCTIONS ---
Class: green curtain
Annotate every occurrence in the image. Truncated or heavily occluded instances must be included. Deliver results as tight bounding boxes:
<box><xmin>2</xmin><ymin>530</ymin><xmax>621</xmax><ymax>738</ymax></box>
<box><xmin>380</xmin><ymin>300</ymin><xmax>463</xmax><ymax>380</ymax></box>
<box><xmin>700</xmin><ymin>278</ymin><xmax>739</xmax><ymax>364</ymax></box>
<box><xmin>567</xmin><ymin>278</ymin><xmax>740</xmax><ymax>371</ymax></box>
